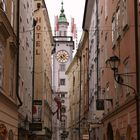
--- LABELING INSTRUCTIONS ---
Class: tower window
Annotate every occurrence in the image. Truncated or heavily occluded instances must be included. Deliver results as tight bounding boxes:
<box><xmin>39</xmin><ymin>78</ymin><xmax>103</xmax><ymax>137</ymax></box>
<box><xmin>60</xmin><ymin>64</ymin><xmax>65</xmax><ymax>71</ymax></box>
<box><xmin>64</xmin><ymin>31</ymin><xmax>66</xmax><ymax>36</ymax></box>
<box><xmin>61</xmin><ymin>93</ymin><xmax>65</xmax><ymax>98</ymax></box>
<box><xmin>59</xmin><ymin>31</ymin><xmax>62</xmax><ymax>36</ymax></box>
<box><xmin>60</xmin><ymin>79</ymin><xmax>65</xmax><ymax>85</ymax></box>
<box><xmin>37</xmin><ymin>3</ymin><xmax>41</xmax><ymax>9</ymax></box>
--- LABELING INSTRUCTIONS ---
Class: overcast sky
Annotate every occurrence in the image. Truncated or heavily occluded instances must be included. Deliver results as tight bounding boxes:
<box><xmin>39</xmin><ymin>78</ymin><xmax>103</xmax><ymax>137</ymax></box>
<box><xmin>45</xmin><ymin>0</ymin><xmax>85</xmax><ymax>41</ymax></box>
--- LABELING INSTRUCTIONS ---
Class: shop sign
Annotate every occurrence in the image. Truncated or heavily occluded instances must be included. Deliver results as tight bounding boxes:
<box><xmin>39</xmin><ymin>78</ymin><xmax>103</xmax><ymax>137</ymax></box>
<box><xmin>33</xmin><ymin>100</ymin><xmax>42</xmax><ymax>122</ymax></box>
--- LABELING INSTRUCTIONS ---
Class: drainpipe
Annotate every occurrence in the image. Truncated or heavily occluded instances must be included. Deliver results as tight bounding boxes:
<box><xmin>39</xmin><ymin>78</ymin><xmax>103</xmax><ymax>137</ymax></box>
<box><xmin>134</xmin><ymin>1</ymin><xmax>140</xmax><ymax>140</ymax></box>
<box><xmin>83</xmin><ymin>29</ymin><xmax>90</xmax><ymax>115</ymax></box>
<box><xmin>78</xmin><ymin>54</ymin><xmax>82</xmax><ymax>140</ymax></box>
<box><xmin>96</xmin><ymin>0</ymin><xmax>99</xmax><ymax>99</ymax></box>
<box><xmin>16</xmin><ymin>0</ymin><xmax>22</xmax><ymax>107</ymax></box>
<box><xmin>32</xmin><ymin>18</ymin><xmax>37</xmax><ymax>121</ymax></box>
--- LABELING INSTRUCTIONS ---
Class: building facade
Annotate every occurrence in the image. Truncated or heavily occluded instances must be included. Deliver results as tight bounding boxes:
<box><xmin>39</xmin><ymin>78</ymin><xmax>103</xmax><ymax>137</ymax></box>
<box><xmin>82</xmin><ymin>0</ymin><xmax>138</xmax><ymax>140</ymax></box>
<box><xmin>66</xmin><ymin>31</ymin><xmax>89</xmax><ymax>140</ymax></box>
<box><xmin>66</xmin><ymin>47</ymin><xmax>81</xmax><ymax>140</ymax></box>
<box><xmin>18</xmin><ymin>0</ymin><xmax>34</xmax><ymax>139</ymax></box>
<box><xmin>82</xmin><ymin>0</ymin><xmax>104</xmax><ymax>139</ymax></box>
<box><xmin>52</xmin><ymin>2</ymin><xmax>74</xmax><ymax>140</ymax></box>
<box><xmin>30</xmin><ymin>0</ymin><xmax>53</xmax><ymax>139</ymax></box>
<box><xmin>0</xmin><ymin>0</ymin><xmax>18</xmax><ymax>139</ymax></box>
<box><xmin>99</xmin><ymin>0</ymin><xmax>137</xmax><ymax>139</ymax></box>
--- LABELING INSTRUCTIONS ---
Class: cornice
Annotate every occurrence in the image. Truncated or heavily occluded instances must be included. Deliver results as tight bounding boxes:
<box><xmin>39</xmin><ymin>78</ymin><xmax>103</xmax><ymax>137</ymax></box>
<box><xmin>102</xmin><ymin>96</ymin><xmax>136</xmax><ymax>122</ymax></box>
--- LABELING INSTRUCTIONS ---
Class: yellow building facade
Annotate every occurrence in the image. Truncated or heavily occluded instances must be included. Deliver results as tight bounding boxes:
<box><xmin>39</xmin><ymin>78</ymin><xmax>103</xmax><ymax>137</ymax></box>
<box><xmin>66</xmin><ymin>31</ymin><xmax>89</xmax><ymax>140</ymax></box>
<box><xmin>31</xmin><ymin>0</ymin><xmax>53</xmax><ymax>139</ymax></box>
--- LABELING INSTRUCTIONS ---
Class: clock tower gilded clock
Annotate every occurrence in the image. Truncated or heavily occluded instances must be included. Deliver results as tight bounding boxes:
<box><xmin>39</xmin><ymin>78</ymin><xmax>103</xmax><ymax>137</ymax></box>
<box><xmin>56</xmin><ymin>50</ymin><xmax>69</xmax><ymax>63</ymax></box>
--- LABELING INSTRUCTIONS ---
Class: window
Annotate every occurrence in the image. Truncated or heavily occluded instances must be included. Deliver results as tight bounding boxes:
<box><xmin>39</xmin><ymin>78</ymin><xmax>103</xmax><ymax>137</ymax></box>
<box><xmin>104</xmin><ymin>0</ymin><xmax>108</xmax><ymax>20</ymax></box>
<box><xmin>60</xmin><ymin>79</ymin><xmax>65</xmax><ymax>85</ymax></box>
<box><xmin>61</xmin><ymin>93</ymin><xmax>65</xmax><ymax>98</ymax></box>
<box><xmin>121</xmin><ymin>0</ymin><xmax>128</xmax><ymax>30</ymax></box>
<box><xmin>112</xmin><ymin>15</ymin><xmax>116</xmax><ymax>46</ymax></box>
<box><xmin>61</xmin><ymin>100</ymin><xmax>65</xmax><ymax>103</ymax></box>
<box><xmin>0</xmin><ymin>0</ymin><xmax>6</xmax><ymax>11</ymax></box>
<box><xmin>61</xmin><ymin>106</ymin><xmax>66</xmax><ymax>113</ymax></box>
<box><xmin>10</xmin><ymin>0</ymin><xmax>14</xmax><ymax>27</ymax></box>
<box><xmin>64</xmin><ymin>31</ymin><xmax>66</xmax><ymax>36</ymax></box>
<box><xmin>116</xmin><ymin>6</ymin><xmax>121</xmax><ymax>39</ymax></box>
<box><xmin>27</xmin><ymin>2</ymin><xmax>29</xmax><ymax>8</ymax></box>
<box><xmin>59</xmin><ymin>31</ymin><xmax>62</xmax><ymax>36</ymax></box>
<box><xmin>106</xmin><ymin>82</ymin><xmax>110</xmax><ymax>111</ymax></box>
<box><xmin>60</xmin><ymin>64</ymin><xmax>65</xmax><ymax>71</ymax></box>
<box><xmin>111</xmin><ymin>0</ymin><xmax>128</xmax><ymax>47</ymax></box>
<box><xmin>37</xmin><ymin>3</ymin><xmax>41</xmax><ymax>9</ymax></box>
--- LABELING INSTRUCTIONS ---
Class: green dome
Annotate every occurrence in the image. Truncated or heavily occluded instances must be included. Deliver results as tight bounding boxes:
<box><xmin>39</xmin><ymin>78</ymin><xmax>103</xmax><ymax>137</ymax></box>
<box><xmin>59</xmin><ymin>1</ymin><xmax>67</xmax><ymax>23</ymax></box>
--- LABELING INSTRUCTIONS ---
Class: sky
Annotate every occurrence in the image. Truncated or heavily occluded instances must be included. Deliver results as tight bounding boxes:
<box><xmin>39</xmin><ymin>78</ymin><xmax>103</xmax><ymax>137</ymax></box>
<box><xmin>45</xmin><ymin>0</ymin><xmax>85</xmax><ymax>42</ymax></box>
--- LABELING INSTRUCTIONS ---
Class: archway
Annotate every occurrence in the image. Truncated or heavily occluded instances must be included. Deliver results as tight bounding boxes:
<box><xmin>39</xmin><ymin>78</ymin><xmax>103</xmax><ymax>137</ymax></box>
<box><xmin>107</xmin><ymin>123</ymin><xmax>114</xmax><ymax>140</ymax></box>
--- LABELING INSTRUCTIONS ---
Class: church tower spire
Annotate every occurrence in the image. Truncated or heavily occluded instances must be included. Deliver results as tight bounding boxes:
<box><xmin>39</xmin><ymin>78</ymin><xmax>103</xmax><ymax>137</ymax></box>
<box><xmin>59</xmin><ymin>0</ymin><xmax>67</xmax><ymax>23</ymax></box>
<box><xmin>56</xmin><ymin>0</ymin><xmax>69</xmax><ymax>36</ymax></box>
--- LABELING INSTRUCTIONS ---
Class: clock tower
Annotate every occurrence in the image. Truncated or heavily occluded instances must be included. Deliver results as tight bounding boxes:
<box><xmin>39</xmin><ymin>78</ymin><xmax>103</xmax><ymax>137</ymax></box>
<box><xmin>52</xmin><ymin>1</ymin><xmax>74</xmax><ymax>139</ymax></box>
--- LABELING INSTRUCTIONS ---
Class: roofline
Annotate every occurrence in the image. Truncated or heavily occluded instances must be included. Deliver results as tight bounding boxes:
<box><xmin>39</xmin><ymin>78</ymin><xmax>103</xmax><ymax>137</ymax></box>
<box><xmin>82</xmin><ymin>0</ymin><xmax>95</xmax><ymax>30</ymax></box>
<box><xmin>82</xmin><ymin>0</ymin><xmax>88</xmax><ymax>30</ymax></box>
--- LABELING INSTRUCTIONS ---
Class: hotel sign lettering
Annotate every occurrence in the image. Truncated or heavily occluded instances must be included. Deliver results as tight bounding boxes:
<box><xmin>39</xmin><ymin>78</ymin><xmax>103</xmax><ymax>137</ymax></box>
<box><xmin>35</xmin><ymin>17</ymin><xmax>42</xmax><ymax>55</ymax></box>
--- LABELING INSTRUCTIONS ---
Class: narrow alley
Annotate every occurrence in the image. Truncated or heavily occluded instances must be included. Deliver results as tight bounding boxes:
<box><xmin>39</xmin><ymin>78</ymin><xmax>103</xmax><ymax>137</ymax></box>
<box><xmin>0</xmin><ymin>0</ymin><xmax>140</xmax><ymax>140</ymax></box>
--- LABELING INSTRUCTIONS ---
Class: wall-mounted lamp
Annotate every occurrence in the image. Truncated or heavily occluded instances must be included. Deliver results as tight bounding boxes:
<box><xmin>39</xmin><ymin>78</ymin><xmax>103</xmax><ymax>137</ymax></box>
<box><xmin>106</xmin><ymin>55</ymin><xmax>120</xmax><ymax>74</ymax></box>
<box><xmin>106</xmin><ymin>55</ymin><xmax>136</xmax><ymax>94</ymax></box>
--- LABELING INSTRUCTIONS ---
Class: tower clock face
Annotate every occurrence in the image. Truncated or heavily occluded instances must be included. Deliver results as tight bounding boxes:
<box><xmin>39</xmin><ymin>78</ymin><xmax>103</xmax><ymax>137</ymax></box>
<box><xmin>56</xmin><ymin>50</ymin><xmax>69</xmax><ymax>63</ymax></box>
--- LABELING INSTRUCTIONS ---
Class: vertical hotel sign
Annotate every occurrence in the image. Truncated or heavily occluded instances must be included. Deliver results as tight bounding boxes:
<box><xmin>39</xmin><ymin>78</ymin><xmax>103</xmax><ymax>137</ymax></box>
<box><xmin>33</xmin><ymin>100</ymin><xmax>42</xmax><ymax>122</ymax></box>
<box><xmin>35</xmin><ymin>16</ymin><xmax>42</xmax><ymax>55</ymax></box>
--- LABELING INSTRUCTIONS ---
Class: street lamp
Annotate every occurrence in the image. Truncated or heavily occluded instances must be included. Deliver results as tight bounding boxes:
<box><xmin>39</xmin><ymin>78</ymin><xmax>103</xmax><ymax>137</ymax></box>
<box><xmin>106</xmin><ymin>55</ymin><xmax>136</xmax><ymax>94</ymax></box>
<box><xmin>106</xmin><ymin>55</ymin><xmax>120</xmax><ymax>74</ymax></box>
